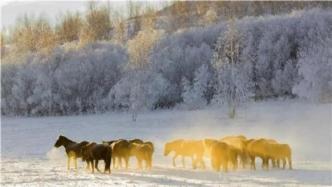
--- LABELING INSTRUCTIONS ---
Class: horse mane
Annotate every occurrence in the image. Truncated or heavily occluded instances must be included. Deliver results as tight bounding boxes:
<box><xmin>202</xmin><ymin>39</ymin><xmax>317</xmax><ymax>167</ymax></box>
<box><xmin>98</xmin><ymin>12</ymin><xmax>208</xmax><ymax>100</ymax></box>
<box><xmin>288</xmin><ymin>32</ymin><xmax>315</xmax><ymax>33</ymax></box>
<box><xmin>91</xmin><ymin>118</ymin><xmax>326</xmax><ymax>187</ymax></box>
<box><xmin>60</xmin><ymin>135</ymin><xmax>76</xmax><ymax>144</ymax></box>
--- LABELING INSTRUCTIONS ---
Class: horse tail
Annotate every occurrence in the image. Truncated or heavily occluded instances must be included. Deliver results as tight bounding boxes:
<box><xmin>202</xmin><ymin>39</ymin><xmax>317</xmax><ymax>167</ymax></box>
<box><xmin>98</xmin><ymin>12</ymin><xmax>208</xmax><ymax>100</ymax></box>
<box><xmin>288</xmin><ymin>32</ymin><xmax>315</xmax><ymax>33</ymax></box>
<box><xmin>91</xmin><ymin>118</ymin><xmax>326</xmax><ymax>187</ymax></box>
<box><xmin>150</xmin><ymin>143</ymin><xmax>154</xmax><ymax>153</ymax></box>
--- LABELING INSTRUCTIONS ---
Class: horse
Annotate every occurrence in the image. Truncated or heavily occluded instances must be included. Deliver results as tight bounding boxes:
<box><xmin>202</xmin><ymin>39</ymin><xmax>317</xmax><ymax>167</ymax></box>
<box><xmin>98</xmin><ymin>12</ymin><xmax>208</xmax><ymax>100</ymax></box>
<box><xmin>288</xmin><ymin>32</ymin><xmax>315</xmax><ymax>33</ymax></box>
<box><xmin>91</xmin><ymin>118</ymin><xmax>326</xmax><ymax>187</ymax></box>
<box><xmin>221</xmin><ymin>135</ymin><xmax>248</xmax><ymax>168</ymax></box>
<box><xmin>204</xmin><ymin>139</ymin><xmax>230</xmax><ymax>172</ymax></box>
<box><xmin>246</xmin><ymin>138</ymin><xmax>278</xmax><ymax>170</ymax></box>
<box><xmin>266</xmin><ymin>143</ymin><xmax>292</xmax><ymax>169</ymax></box>
<box><xmin>54</xmin><ymin>135</ymin><xmax>89</xmax><ymax>170</ymax></box>
<box><xmin>81</xmin><ymin>142</ymin><xmax>112</xmax><ymax>173</ymax></box>
<box><xmin>129</xmin><ymin>142</ymin><xmax>154</xmax><ymax>170</ymax></box>
<box><xmin>109</xmin><ymin>139</ymin><xmax>131</xmax><ymax>169</ymax></box>
<box><xmin>164</xmin><ymin>139</ymin><xmax>205</xmax><ymax>169</ymax></box>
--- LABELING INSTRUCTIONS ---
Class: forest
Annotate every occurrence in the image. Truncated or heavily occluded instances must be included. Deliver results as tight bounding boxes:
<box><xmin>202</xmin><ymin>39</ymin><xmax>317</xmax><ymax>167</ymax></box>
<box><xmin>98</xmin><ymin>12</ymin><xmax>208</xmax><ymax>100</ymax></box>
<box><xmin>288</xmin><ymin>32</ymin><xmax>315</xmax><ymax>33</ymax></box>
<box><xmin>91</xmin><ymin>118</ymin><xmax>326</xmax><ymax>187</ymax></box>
<box><xmin>1</xmin><ymin>1</ymin><xmax>331</xmax><ymax>117</ymax></box>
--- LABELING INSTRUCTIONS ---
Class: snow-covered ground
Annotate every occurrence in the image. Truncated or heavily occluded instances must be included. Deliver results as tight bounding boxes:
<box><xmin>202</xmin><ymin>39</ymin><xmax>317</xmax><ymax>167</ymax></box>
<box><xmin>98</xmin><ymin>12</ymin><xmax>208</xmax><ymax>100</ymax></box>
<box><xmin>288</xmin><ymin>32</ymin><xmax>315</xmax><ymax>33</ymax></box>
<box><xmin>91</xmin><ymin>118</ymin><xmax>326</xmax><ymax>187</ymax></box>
<box><xmin>1</xmin><ymin>100</ymin><xmax>332</xmax><ymax>186</ymax></box>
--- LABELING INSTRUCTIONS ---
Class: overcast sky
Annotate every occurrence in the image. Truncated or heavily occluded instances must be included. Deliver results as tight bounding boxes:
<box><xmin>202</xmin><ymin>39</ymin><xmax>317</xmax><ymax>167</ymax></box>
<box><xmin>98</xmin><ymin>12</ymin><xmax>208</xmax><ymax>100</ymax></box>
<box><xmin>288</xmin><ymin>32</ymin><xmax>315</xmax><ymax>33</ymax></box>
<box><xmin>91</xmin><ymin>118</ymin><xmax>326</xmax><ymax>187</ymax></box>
<box><xmin>1</xmin><ymin>0</ymin><xmax>166</xmax><ymax>30</ymax></box>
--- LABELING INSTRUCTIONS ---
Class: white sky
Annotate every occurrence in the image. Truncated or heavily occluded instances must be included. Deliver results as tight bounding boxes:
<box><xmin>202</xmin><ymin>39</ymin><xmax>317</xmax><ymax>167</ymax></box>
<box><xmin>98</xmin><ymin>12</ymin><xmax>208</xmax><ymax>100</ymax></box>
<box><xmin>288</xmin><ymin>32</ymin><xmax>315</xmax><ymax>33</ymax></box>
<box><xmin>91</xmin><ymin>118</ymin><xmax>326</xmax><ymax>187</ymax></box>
<box><xmin>0</xmin><ymin>0</ymin><xmax>167</xmax><ymax>30</ymax></box>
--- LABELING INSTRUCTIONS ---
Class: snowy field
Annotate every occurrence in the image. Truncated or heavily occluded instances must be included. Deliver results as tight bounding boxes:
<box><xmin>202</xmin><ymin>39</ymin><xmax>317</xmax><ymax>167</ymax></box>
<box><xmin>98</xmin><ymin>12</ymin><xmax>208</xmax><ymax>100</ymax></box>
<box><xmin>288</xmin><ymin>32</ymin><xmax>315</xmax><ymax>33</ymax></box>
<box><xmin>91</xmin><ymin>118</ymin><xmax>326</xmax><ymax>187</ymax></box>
<box><xmin>1</xmin><ymin>100</ymin><xmax>331</xmax><ymax>186</ymax></box>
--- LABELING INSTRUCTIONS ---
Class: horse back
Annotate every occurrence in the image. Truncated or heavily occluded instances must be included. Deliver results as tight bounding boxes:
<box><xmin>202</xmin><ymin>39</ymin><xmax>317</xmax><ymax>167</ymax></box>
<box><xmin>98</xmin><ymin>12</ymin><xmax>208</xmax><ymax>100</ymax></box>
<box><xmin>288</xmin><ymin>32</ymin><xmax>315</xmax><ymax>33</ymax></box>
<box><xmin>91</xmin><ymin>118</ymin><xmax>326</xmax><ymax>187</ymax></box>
<box><xmin>66</xmin><ymin>141</ymin><xmax>89</xmax><ymax>157</ymax></box>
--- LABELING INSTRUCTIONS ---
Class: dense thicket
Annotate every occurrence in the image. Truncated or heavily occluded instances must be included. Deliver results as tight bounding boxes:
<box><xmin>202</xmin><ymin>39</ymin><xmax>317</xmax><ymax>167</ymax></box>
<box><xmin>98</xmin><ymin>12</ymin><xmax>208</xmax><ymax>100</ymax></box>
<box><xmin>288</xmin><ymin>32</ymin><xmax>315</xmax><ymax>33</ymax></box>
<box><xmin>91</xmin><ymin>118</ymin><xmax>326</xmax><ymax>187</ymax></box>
<box><xmin>2</xmin><ymin>43</ymin><xmax>128</xmax><ymax>115</ymax></box>
<box><xmin>1</xmin><ymin>9</ymin><xmax>331</xmax><ymax>116</ymax></box>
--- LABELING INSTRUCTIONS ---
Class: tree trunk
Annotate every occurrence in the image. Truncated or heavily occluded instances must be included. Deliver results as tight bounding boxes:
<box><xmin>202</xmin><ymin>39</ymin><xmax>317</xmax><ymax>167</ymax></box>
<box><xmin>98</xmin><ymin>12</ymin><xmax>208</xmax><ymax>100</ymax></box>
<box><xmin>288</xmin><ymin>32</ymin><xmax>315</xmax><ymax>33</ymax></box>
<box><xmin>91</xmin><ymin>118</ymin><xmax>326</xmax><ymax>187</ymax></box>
<box><xmin>132</xmin><ymin>111</ymin><xmax>137</xmax><ymax>122</ymax></box>
<box><xmin>228</xmin><ymin>103</ymin><xmax>236</xmax><ymax>119</ymax></box>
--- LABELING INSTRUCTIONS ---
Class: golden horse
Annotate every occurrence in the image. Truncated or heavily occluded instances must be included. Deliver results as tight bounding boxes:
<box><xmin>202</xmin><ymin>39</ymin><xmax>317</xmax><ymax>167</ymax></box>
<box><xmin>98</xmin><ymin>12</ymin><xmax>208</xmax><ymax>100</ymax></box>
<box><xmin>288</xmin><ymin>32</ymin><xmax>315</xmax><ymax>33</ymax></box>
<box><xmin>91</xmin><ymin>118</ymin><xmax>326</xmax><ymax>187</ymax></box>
<box><xmin>246</xmin><ymin>138</ymin><xmax>279</xmax><ymax>170</ymax></box>
<box><xmin>221</xmin><ymin>135</ymin><xmax>248</xmax><ymax>168</ymax></box>
<box><xmin>129</xmin><ymin>142</ymin><xmax>154</xmax><ymax>170</ymax></box>
<box><xmin>164</xmin><ymin>139</ymin><xmax>205</xmax><ymax>169</ymax></box>
<box><xmin>204</xmin><ymin>139</ymin><xmax>230</xmax><ymax>172</ymax></box>
<box><xmin>266</xmin><ymin>143</ymin><xmax>292</xmax><ymax>169</ymax></box>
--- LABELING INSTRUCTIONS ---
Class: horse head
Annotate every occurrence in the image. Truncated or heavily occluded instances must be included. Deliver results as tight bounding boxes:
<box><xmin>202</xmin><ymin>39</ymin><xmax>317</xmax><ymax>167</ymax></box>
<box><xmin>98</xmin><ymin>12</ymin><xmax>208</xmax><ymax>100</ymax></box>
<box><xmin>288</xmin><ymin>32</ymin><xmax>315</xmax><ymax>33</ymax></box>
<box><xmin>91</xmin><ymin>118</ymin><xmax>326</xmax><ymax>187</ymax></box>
<box><xmin>164</xmin><ymin>143</ymin><xmax>171</xmax><ymax>156</ymax></box>
<box><xmin>54</xmin><ymin>135</ymin><xmax>70</xmax><ymax>148</ymax></box>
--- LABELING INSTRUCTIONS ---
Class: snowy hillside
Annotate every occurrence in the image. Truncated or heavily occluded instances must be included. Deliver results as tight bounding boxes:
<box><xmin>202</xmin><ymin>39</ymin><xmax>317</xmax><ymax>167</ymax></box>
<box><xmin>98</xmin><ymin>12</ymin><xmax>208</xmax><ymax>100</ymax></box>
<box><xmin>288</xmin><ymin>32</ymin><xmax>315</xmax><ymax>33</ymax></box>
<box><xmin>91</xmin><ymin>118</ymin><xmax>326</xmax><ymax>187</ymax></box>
<box><xmin>1</xmin><ymin>100</ymin><xmax>331</xmax><ymax>186</ymax></box>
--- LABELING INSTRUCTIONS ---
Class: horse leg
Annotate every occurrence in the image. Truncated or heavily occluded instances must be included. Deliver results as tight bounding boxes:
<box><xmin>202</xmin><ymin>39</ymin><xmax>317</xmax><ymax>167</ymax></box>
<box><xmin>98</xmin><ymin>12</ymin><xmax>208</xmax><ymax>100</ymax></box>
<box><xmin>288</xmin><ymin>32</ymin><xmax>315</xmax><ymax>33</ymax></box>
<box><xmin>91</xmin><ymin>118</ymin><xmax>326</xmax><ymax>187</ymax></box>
<box><xmin>241</xmin><ymin>153</ymin><xmax>246</xmax><ymax>168</ymax></box>
<box><xmin>200</xmin><ymin>157</ymin><xmax>206</xmax><ymax>169</ymax></box>
<box><xmin>112</xmin><ymin>156</ymin><xmax>116</xmax><ymax>169</ymax></box>
<box><xmin>107</xmin><ymin>159</ymin><xmax>111</xmax><ymax>174</ymax></box>
<box><xmin>172</xmin><ymin>154</ymin><xmax>178</xmax><ymax>167</ymax></box>
<box><xmin>148</xmin><ymin>154</ymin><xmax>152</xmax><ymax>169</ymax></box>
<box><xmin>86</xmin><ymin>161</ymin><xmax>90</xmax><ymax>170</ymax></box>
<box><xmin>233</xmin><ymin>157</ymin><xmax>237</xmax><ymax>171</ymax></box>
<box><xmin>288</xmin><ymin>156</ymin><xmax>292</xmax><ymax>170</ymax></box>
<box><xmin>104</xmin><ymin>159</ymin><xmax>109</xmax><ymax>173</ymax></box>
<box><xmin>120</xmin><ymin>157</ymin><xmax>124</xmax><ymax>169</ymax></box>
<box><xmin>250</xmin><ymin>156</ymin><xmax>256</xmax><ymax>170</ymax></box>
<box><xmin>91</xmin><ymin>160</ymin><xmax>94</xmax><ymax>173</ymax></box>
<box><xmin>282</xmin><ymin>158</ymin><xmax>286</xmax><ymax>169</ymax></box>
<box><xmin>182</xmin><ymin>156</ymin><xmax>186</xmax><ymax>168</ymax></box>
<box><xmin>115</xmin><ymin>157</ymin><xmax>119</xmax><ymax>169</ymax></box>
<box><xmin>95</xmin><ymin>160</ymin><xmax>101</xmax><ymax>172</ymax></box>
<box><xmin>262</xmin><ymin>157</ymin><xmax>268</xmax><ymax>170</ymax></box>
<box><xmin>74</xmin><ymin>157</ymin><xmax>78</xmax><ymax>170</ymax></box>
<box><xmin>223</xmin><ymin>160</ymin><xmax>228</xmax><ymax>172</ymax></box>
<box><xmin>125</xmin><ymin>156</ymin><xmax>129</xmax><ymax>170</ymax></box>
<box><xmin>191</xmin><ymin>156</ymin><xmax>196</xmax><ymax>169</ymax></box>
<box><xmin>138</xmin><ymin>158</ymin><xmax>142</xmax><ymax>170</ymax></box>
<box><xmin>67</xmin><ymin>156</ymin><xmax>71</xmax><ymax>171</ymax></box>
<box><xmin>144</xmin><ymin>159</ymin><xmax>147</xmax><ymax>170</ymax></box>
<box><xmin>264</xmin><ymin>158</ymin><xmax>269</xmax><ymax>170</ymax></box>
<box><xmin>109</xmin><ymin>158</ymin><xmax>112</xmax><ymax>174</ymax></box>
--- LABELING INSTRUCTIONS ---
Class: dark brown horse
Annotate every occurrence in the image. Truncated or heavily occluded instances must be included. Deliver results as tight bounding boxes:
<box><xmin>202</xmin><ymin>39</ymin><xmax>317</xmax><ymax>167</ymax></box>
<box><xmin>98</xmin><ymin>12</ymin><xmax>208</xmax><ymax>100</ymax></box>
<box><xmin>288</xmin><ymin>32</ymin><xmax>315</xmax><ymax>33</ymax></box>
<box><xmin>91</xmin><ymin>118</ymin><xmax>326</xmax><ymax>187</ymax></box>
<box><xmin>54</xmin><ymin>135</ymin><xmax>89</xmax><ymax>170</ymax></box>
<box><xmin>81</xmin><ymin>143</ymin><xmax>112</xmax><ymax>174</ymax></box>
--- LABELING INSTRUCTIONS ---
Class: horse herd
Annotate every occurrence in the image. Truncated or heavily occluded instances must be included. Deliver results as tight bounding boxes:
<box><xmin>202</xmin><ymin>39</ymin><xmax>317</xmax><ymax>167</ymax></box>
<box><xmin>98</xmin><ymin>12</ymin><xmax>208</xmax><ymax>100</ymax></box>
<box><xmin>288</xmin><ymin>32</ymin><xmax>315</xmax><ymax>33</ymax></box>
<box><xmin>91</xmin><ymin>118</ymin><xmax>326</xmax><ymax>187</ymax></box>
<box><xmin>54</xmin><ymin>135</ymin><xmax>292</xmax><ymax>174</ymax></box>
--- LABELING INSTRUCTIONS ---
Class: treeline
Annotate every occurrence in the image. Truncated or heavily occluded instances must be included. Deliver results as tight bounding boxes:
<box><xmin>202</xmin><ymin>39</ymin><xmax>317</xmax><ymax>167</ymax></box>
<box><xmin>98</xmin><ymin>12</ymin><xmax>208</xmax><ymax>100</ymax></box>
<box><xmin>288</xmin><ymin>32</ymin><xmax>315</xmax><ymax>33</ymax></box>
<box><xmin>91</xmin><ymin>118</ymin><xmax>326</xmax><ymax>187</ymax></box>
<box><xmin>1</xmin><ymin>5</ymin><xmax>331</xmax><ymax>116</ymax></box>
<box><xmin>1</xmin><ymin>1</ymin><xmax>159</xmax><ymax>58</ymax></box>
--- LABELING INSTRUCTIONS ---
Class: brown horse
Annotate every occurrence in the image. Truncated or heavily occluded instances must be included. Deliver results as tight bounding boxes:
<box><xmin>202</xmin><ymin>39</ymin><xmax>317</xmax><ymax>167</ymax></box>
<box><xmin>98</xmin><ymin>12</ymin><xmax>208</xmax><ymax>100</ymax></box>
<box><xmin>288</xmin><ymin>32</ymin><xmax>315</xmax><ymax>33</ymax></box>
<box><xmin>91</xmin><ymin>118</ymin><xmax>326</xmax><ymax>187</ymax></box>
<box><xmin>81</xmin><ymin>143</ymin><xmax>112</xmax><ymax>173</ymax></box>
<box><xmin>54</xmin><ymin>135</ymin><xmax>89</xmax><ymax>170</ymax></box>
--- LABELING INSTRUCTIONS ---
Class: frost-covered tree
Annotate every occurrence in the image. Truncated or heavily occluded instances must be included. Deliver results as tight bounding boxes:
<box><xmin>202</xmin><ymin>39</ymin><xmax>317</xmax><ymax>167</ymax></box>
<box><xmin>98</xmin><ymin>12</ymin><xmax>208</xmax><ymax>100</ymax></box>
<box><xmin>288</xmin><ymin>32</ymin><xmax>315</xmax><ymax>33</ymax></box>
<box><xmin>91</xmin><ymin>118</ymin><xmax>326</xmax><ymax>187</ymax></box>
<box><xmin>12</xmin><ymin>15</ymin><xmax>56</xmax><ymax>54</ymax></box>
<box><xmin>10</xmin><ymin>56</ymin><xmax>38</xmax><ymax>115</ymax></box>
<box><xmin>1</xmin><ymin>42</ymin><xmax>128</xmax><ymax>116</ymax></box>
<box><xmin>80</xmin><ymin>3</ymin><xmax>112</xmax><ymax>45</ymax></box>
<box><xmin>56</xmin><ymin>12</ymin><xmax>83</xmax><ymax>44</ymax></box>
<box><xmin>110</xmin><ymin>70</ymin><xmax>170</xmax><ymax>121</ymax></box>
<box><xmin>293</xmin><ymin>39</ymin><xmax>332</xmax><ymax>102</ymax></box>
<box><xmin>127</xmin><ymin>28</ymin><xmax>163</xmax><ymax>69</ymax></box>
<box><xmin>150</xmin><ymin>29</ymin><xmax>217</xmax><ymax>106</ymax></box>
<box><xmin>53</xmin><ymin>42</ymin><xmax>127</xmax><ymax>114</ymax></box>
<box><xmin>271</xmin><ymin>60</ymin><xmax>297</xmax><ymax>96</ymax></box>
<box><xmin>182</xmin><ymin>64</ymin><xmax>211</xmax><ymax>109</ymax></box>
<box><xmin>203</xmin><ymin>8</ymin><xmax>218</xmax><ymax>25</ymax></box>
<box><xmin>213</xmin><ymin>18</ymin><xmax>253</xmax><ymax>118</ymax></box>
